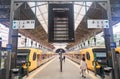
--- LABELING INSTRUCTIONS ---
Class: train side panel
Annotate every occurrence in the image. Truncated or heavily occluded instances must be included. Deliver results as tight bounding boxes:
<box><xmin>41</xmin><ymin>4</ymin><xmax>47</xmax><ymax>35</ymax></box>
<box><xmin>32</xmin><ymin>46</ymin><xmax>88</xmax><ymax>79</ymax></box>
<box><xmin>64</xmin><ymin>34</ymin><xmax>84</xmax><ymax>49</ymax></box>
<box><xmin>28</xmin><ymin>49</ymin><xmax>37</xmax><ymax>71</ymax></box>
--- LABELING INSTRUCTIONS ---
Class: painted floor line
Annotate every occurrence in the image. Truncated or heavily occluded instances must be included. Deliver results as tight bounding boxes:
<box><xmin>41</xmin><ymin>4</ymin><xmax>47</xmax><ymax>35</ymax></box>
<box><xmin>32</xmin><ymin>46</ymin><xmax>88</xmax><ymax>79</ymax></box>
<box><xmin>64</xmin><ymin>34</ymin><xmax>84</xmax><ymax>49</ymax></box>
<box><xmin>66</xmin><ymin>58</ymin><xmax>99</xmax><ymax>79</ymax></box>
<box><xmin>25</xmin><ymin>57</ymin><xmax>57</xmax><ymax>79</ymax></box>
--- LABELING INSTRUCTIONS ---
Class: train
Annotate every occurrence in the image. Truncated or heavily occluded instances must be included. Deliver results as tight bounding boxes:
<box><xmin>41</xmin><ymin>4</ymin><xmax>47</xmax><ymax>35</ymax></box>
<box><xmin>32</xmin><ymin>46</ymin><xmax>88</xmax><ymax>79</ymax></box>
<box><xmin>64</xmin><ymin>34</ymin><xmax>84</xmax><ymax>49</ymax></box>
<box><xmin>16</xmin><ymin>48</ymin><xmax>55</xmax><ymax>72</ymax></box>
<box><xmin>0</xmin><ymin>47</ymin><xmax>56</xmax><ymax>77</ymax></box>
<box><xmin>66</xmin><ymin>47</ymin><xmax>120</xmax><ymax>75</ymax></box>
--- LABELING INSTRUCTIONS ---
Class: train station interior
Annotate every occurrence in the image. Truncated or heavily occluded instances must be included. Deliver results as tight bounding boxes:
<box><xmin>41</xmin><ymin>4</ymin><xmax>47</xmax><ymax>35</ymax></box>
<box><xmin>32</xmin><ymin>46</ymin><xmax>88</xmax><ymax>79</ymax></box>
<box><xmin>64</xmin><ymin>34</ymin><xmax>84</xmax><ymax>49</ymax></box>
<box><xmin>0</xmin><ymin>0</ymin><xmax>120</xmax><ymax>79</ymax></box>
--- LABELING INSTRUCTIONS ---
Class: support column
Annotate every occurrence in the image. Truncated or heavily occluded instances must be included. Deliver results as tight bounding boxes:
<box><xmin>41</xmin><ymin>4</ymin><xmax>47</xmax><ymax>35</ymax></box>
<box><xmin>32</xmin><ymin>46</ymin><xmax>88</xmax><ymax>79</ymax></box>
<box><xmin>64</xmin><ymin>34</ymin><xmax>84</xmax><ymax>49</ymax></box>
<box><xmin>5</xmin><ymin>0</ymin><xmax>18</xmax><ymax>79</ymax></box>
<box><xmin>104</xmin><ymin>1</ymin><xmax>119</xmax><ymax>79</ymax></box>
<box><xmin>0</xmin><ymin>37</ymin><xmax>2</xmax><ymax>69</ymax></box>
<box><xmin>59</xmin><ymin>52</ymin><xmax>62</xmax><ymax>72</ymax></box>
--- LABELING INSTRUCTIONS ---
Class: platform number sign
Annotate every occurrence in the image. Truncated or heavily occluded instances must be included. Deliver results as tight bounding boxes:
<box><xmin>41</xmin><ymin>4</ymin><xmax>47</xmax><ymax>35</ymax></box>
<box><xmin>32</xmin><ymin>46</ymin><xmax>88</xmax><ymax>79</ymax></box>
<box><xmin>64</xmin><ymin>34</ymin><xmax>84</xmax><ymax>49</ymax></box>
<box><xmin>13</xmin><ymin>20</ymin><xmax>35</xmax><ymax>29</ymax></box>
<box><xmin>87</xmin><ymin>19</ymin><xmax>109</xmax><ymax>28</ymax></box>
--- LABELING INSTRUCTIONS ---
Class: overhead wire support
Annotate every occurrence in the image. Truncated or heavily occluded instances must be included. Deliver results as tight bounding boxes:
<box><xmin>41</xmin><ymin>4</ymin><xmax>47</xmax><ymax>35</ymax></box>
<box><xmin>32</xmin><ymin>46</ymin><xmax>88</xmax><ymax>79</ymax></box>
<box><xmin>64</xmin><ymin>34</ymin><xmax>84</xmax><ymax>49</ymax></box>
<box><xmin>34</xmin><ymin>1</ymin><xmax>37</xmax><ymax>29</ymax></box>
<box><xmin>84</xmin><ymin>0</ymin><xmax>88</xmax><ymax>28</ymax></box>
<box><xmin>13</xmin><ymin>0</ymin><xmax>108</xmax><ymax>2</ymax></box>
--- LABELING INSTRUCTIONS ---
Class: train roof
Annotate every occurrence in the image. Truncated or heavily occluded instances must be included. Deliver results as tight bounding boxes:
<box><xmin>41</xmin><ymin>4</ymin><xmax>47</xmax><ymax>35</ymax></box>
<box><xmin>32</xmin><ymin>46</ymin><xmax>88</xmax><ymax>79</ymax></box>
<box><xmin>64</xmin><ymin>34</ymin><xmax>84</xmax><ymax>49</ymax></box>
<box><xmin>18</xmin><ymin>47</ymin><xmax>42</xmax><ymax>50</ymax></box>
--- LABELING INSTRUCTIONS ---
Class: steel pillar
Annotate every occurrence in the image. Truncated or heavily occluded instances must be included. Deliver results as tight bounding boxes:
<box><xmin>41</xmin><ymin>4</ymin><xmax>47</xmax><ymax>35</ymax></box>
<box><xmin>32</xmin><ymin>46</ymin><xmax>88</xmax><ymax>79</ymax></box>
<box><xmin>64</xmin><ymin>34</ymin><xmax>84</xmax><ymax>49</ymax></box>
<box><xmin>104</xmin><ymin>0</ymin><xmax>119</xmax><ymax>79</ymax></box>
<box><xmin>5</xmin><ymin>0</ymin><xmax>19</xmax><ymax>79</ymax></box>
<box><xmin>0</xmin><ymin>38</ymin><xmax>2</xmax><ymax>69</ymax></box>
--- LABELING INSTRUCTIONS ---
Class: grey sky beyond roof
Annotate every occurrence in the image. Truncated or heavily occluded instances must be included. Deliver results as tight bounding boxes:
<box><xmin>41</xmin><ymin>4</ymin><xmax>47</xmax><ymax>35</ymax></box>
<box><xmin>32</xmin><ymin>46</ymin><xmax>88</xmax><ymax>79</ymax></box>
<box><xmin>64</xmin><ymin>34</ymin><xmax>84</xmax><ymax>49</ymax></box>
<box><xmin>28</xmin><ymin>2</ymin><xmax>92</xmax><ymax>33</ymax></box>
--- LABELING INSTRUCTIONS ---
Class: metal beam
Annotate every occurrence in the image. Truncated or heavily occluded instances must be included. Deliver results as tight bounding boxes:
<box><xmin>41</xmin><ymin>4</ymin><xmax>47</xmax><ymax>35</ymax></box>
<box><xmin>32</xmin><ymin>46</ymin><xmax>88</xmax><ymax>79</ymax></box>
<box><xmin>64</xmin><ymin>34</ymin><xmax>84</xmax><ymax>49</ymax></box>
<box><xmin>14</xmin><ymin>0</ymin><xmax>107</xmax><ymax>2</ymax></box>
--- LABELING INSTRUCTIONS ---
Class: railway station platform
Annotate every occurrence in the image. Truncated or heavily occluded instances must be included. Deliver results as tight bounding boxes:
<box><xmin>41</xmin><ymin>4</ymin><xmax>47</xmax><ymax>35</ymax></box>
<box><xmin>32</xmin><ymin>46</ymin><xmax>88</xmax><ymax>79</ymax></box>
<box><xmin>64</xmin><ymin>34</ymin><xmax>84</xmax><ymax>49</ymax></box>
<box><xmin>23</xmin><ymin>56</ymin><xmax>100</xmax><ymax>79</ymax></box>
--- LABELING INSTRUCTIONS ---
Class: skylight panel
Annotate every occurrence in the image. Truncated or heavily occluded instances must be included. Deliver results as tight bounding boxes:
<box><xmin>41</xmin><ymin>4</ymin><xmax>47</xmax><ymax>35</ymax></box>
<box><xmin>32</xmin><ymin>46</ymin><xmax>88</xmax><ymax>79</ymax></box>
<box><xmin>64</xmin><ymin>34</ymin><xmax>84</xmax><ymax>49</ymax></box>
<box><xmin>80</xmin><ymin>7</ymin><xmax>86</xmax><ymax>15</ymax></box>
<box><xmin>28</xmin><ymin>2</ymin><xmax>35</xmax><ymax>7</ymax></box>
<box><xmin>28</xmin><ymin>2</ymin><xmax>92</xmax><ymax>33</ymax></box>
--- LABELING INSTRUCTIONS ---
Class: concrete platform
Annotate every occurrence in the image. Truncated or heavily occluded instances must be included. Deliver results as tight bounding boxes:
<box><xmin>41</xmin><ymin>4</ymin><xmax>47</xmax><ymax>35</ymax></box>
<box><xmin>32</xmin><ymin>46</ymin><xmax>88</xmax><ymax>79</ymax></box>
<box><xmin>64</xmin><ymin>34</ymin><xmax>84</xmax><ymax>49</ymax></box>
<box><xmin>24</xmin><ymin>56</ymin><xmax>100</xmax><ymax>79</ymax></box>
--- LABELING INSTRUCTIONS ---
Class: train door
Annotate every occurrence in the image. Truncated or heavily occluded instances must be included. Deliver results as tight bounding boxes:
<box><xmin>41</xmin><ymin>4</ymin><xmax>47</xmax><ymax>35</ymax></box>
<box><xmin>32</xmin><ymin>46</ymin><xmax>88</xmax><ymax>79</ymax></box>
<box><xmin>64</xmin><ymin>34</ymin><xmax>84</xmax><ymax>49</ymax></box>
<box><xmin>86</xmin><ymin>51</ymin><xmax>93</xmax><ymax>70</ymax></box>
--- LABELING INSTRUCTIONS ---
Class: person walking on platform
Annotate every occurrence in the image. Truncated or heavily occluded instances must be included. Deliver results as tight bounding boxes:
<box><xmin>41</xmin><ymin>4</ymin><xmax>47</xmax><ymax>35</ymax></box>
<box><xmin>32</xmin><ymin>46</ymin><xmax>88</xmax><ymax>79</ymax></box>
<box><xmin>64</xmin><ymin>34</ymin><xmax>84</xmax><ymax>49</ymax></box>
<box><xmin>80</xmin><ymin>57</ymin><xmax>88</xmax><ymax>78</ymax></box>
<box><xmin>63</xmin><ymin>56</ymin><xmax>65</xmax><ymax>62</ymax></box>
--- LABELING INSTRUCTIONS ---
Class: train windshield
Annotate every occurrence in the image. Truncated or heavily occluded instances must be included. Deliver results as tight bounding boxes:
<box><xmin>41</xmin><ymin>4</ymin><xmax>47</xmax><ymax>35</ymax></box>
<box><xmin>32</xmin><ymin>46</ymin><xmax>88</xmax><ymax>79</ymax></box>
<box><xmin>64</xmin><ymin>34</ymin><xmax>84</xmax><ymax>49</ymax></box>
<box><xmin>93</xmin><ymin>48</ymin><xmax>107</xmax><ymax>65</ymax></box>
<box><xmin>95</xmin><ymin>52</ymin><xmax>106</xmax><ymax>57</ymax></box>
<box><xmin>17</xmin><ymin>49</ymin><xmax>30</xmax><ymax>66</ymax></box>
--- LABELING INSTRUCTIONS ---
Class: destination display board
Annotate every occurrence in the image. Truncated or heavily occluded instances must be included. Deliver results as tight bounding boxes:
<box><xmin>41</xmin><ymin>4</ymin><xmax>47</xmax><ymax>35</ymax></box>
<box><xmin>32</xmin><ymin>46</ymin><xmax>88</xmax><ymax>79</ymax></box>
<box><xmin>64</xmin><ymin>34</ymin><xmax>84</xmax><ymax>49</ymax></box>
<box><xmin>0</xmin><ymin>0</ymin><xmax>11</xmax><ymax>22</ymax></box>
<box><xmin>110</xmin><ymin>0</ymin><xmax>120</xmax><ymax>21</ymax></box>
<box><xmin>48</xmin><ymin>3</ymin><xmax>74</xmax><ymax>42</ymax></box>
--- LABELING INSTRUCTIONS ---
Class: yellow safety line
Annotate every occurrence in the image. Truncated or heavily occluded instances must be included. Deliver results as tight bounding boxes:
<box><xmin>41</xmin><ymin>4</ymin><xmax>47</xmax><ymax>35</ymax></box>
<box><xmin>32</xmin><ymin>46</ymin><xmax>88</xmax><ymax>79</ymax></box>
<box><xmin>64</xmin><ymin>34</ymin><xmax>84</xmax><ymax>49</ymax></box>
<box><xmin>66</xmin><ymin>58</ymin><xmax>99</xmax><ymax>79</ymax></box>
<box><xmin>25</xmin><ymin>57</ymin><xmax>57</xmax><ymax>79</ymax></box>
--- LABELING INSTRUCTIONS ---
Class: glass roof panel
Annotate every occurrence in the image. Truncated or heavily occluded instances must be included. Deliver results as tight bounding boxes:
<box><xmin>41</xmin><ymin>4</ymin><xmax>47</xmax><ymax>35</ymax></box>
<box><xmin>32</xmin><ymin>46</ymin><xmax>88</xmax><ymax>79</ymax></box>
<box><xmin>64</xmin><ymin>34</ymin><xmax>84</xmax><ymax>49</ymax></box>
<box><xmin>37</xmin><ymin>15</ymin><xmax>43</xmax><ymax>19</ymax></box>
<box><xmin>31</xmin><ymin>7</ymin><xmax>35</xmax><ymax>13</ymax></box>
<box><xmin>86</xmin><ymin>2</ymin><xmax>93</xmax><ymax>6</ymax></box>
<box><xmin>36</xmin><ymin>7</ymin><xmax>41</xmax><ymax>16</ymax></box>
<box><xmin>28</xmin><ymin>2</ymin><xmax>92</xmax><ymax>33</ymax></box>
<box><xmin>37</xmin><ymin>2</ymin><xmax>48</xmax><ymax>6</ymax></box>
<box><xmin>80</xmin><ymin>7</ymin><xmax>86</xmax><ymax>15</ymax></box>
<box><xmin>43</xmin><ymin>13</ymin><xmax>47</xmax><ymax>18</ymax></box>
<box><xmin>28</xmin><ymin>2</ymin><xmax>35</xmax><ymax>7</ymax></box>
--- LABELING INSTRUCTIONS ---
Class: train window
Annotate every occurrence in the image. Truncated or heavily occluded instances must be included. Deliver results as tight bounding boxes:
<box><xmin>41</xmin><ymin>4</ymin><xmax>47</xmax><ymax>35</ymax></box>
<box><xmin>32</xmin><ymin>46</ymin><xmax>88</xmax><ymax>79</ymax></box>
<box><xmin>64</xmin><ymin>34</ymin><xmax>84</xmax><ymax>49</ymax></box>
<box><xmin>86</xmin><ymin>52</ymin><xmax>90</xmax><ymax>60</ymax></box>
<box><xmin>116</xmin><ymin>51</ymin><xmax>119</xmax><ymax>54</ymax></box>
<box><xmin>95</xmin><ymin>52</ymin><xmax>106</xmax><ymax>57</ymax></box>
<box><xmin>83</xmin><ymin>54</ymin><xmax>85</xmax><ymax>57</ymax></box>
<box><xmin>33</xmin><ymin>53</ymin><xmax>36</xmax><ymax>61</ymax></box>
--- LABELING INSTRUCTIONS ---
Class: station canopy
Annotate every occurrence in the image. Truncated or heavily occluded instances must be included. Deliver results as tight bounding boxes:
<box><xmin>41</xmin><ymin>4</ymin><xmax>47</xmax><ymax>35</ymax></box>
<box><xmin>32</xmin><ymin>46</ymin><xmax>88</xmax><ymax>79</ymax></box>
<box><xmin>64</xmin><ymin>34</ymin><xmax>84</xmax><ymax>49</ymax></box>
<box><xmin>1</xmin><ymin>1</ymin><xmax>111</xmax><ymax>50</ymax></box>
<box><xmin>26</xmin><ymin>2</ymin><xmax>107</xmax><ymax>49</ymax></box>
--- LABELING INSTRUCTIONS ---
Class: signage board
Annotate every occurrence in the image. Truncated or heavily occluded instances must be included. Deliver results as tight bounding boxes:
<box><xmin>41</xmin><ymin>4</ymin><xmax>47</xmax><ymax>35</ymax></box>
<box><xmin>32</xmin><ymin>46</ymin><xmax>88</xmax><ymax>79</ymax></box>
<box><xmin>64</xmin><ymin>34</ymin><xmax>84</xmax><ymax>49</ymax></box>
<box><xmin>0</xmin><ymin>6</ymin><xmax>10</xmax><ymax>22</ymax></box>
<box><xmin>48</xmin><ymin>3</ymin><xmax>74</xmax><ymax>42</ymax></box>
<box><xmin>110</xmin><ymin>42</ymin><xmax>116</xmax><ymax>48</ymax></box>
<box><xmin>6</xmin><ymin>44</ymin><xmax>12</xmax><ymax>50</ymax></box>
<box><xmin>87</xmin><ymin>19</ymin><xmax>109</xmax><ymax>28</ymax></box>
<box><xmin>12</xmin><ymin>20</ymin><xmax>35</xmax><ymax>29</ymax></box>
